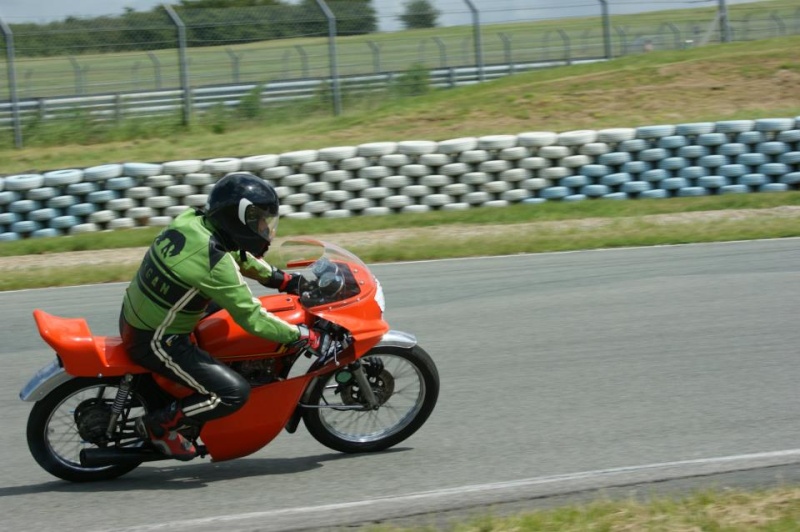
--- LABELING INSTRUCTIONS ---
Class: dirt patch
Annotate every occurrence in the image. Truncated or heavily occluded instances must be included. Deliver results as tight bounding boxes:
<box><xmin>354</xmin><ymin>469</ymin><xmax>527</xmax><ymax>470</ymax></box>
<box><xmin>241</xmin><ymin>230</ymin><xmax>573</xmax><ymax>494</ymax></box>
<box><xmin>1</xmin><ymin>207</ymin><xmax>798</xmax><ymax>272</ymax></box>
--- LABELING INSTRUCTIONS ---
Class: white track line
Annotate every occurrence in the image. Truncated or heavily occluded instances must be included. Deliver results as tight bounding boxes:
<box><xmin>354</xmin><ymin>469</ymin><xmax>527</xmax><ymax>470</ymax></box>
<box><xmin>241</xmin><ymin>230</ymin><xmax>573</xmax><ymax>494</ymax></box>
<box><xmin>113</xmin><ymin>448</ymin><xmax>800</xmax><ymax>532</ymax></box>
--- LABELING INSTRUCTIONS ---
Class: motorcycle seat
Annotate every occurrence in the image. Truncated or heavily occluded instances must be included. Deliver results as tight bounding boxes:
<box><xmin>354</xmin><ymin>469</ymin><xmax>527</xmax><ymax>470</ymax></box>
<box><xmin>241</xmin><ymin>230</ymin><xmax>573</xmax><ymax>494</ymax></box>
<box><xmin>33</xmin><ymin>309</ymin><xmax>138</xmax><ymax>375</ymax></box>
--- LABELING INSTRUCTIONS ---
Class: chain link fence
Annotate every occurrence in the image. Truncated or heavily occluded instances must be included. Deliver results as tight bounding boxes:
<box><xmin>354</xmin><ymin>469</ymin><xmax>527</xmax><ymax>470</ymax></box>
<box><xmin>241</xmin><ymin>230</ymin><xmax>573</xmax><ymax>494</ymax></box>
<box><xmin>1</xmin><ymin>0</ymin><xmax>799</xmax><ymax>147</ymax></box>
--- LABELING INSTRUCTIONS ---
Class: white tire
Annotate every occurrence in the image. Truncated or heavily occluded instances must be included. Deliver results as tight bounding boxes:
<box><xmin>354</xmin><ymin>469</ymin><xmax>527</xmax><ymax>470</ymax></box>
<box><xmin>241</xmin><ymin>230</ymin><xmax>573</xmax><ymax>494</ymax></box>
<box><xmin>281</xmin><ymin>173</ymin><xmax>313</xmax><ymax>188</ymax></box>
<box><xmin>519</xmin><ymin>157</ymin><xmax>551</xmax><ymax>170</ymax></box>
<box><xmin>144</xmin><ymin>196</ymin><xmax>176</xmax><ymax>209</ymax></box>
<box><xmin>676</xmin><ymin>122</ymin><xmax>715</xmax><ymax>136</ymax></box>
<box><xmin>83</xmin><ymin>164</ymin><xmax>123</xmax><ymax>182</ymax></box>
<box><xmin>418</xmin><ymin>153</ymin><xmax>451</xmax><ymax>167</ymax></box>
<box><xmin>500</xmin><ymin>168</ymin><xmax>531</xmax><ymax>182</ymax></box>
<box><xmin>107</xmin><ymin>197</ymin><xmax>136</xmax><ymax>211</ymax></box>
<box><xmin>540</xmin><ymin>167</ymin><xmax>570</xmax><ymax>180</ymax></box>
<box><xmin>284</xmin><ymin>193</ymin><xmax>312</xmax><ymax>206</ymax></box>
<box><xmin>381</xmin><ymin>195</ymin><xmax>413</xmax><ymax>209</ymax></box>
<box><xmin>338</xmin><ymin>157</ymin><xmax>368</xmax><ymax>171</ymax></box>
<box><xmin>499</xmin><ymin>147</ymin><xmax>531</xmax><ymax>161</ymax></box>
<box><xmin>380</xmin><ymin>175</ymin><xmax>412</xmax><ymax>189</ymax></box>
<box><xmin>147</xmin><ymin>216</ymin><xmax>173</xmax><ymax>227</ymax></box>
<box><xmin>183</xmin><ymin>173</ymin><xmax>214</xmax><ymax>187</ymax></box>
<box><xmin>715</xmin><ymin>120</ymin><xmax>754</xmax><ymax>134</ymax></box>
<box><xmin>322</xmin><ymin>190</ymin><xmax>352</xmax><ymax>202</ymax></box>
<box><xmin>357</xmin><ymin>142</ymin><xmax>397</xmax><ymax>158</ymax></box>
<box><xmin>47</xmin><ymin>195</ymin><xmax>75</xmax><ymax>209</ymax></box>
<box><xmin>302</xmin><ymin>201</ymin><xmax>333</xmax><ymax>214</ymax></box>
<box><xmin>69</xmin><ymin>223</ymin><xmax>100</xmax><ymax>235</ymax></box>
<box><xmin>397</xmin><ymin>140</ymin><xmax>437</xmax><ymax>156</ymax></box>
<box><xmin>89</xmin><ymin>210</ymin><xmax>116</xmax><ymax>224</ymax></box>
<box><xmin>420</xmin><ymin>174</ymin><xmax>451</xmax><ymax>188</ymax></box>
<box><xmin>501</xmin><ymin>189</ymin><xmax>532</xmax><ymax>202</ymax></box>
<box><xmin>123</xmin><ymin>163</ymin><xmax>162</xmax><ymax>177</ymax></box>
<box><xmin>87</xmin><ymin>190</ymin><xmax>117</xmax><ymax>204</ymax></box>
<box><xmin>165</xmin><ymin>205</ymin><xmax>189</xmax><ymax>217</ymax></box>
<box><xmin>263</xmin><ymin>166</ymin><xmax>292</xmax><ymax>180</ymax></box>
<box><xmin>597</xmin><ymin>128</ymin><xmax>636</xmax><ymax>143</ymax></box>
<box><xmin>460</xmin><ymin>172</ymin><xmax>489</xmax><ymax>185</ymax></box>
<box><xmin>579</xmin><ymin>143</ymin><xmax>611</xmax><ymax>156</ymax></box>
<box><xmin>108</xmin><ymin>217</ymin><xmax>136</xmax><ymax>230</ymax></box>
<box><xmin>241</xmin><ymin>154</ymin><xmax>279</xmax><ymax>172</ymax></box>
<box><xmin>363</xmin><ymin>206</ymin><xmax>392</xmax><ymax>216</ymax></box>
<box><xmin>441</xmin><ymin>202</ymin><xmax>470</xmax><ymax>212</ymax></box>
<box><xmin>478</xmin><ymin>160</ymin><xmax>512</xmax><ymax>174</ymax></box>
<box><xmin>521</xmin><ymin>178</ymin><xmax>550</xmax><ymax>191</ymax></box>
<box><xmin>320</xmin><ymin>210</ymin><xmax>351</xmax><ymax>219</ymax></box>
<box><xmin>27</xmin><ymin>187</ymin><xmax>58</xmax><ymax>201</ymax></box>
<box><xmin>400</xmin><ymin>164</ymin><xmax>431</xmax><ymax>177</ymax></box>
<box><xmin>755</xmin><ymin>118</ymin><xmax>795</xmax><ymax>132</ymax></box>
<box><xmin>517</xmin><ymin>131</ymin><xmax>557</xmax><ymax>148</ymax></box>
<box><xmin>342</xmin><ymin>198</ymin><xmax>374</xmax><ymax>211</ymax></box>
<box><xmin>145</xmin><ymin>174</ymin><xmax>176</xmax><ymax>188</ymax></box>
<box><xmin>401</xmin><ymin>204</ymin><xmax>431</xmax><ymax>214</ymax></box>
<box><xmin>278</xmin><ymin>205</ymin><xmax>295</xmax><ymax>216</ymax></box>
<box><xmin>558</xmin><ymin>130</ymin><xmax>597</xmax><ymax>146</ymax></box>
<box><xmin>361</xmin><ymin>187</ymin><xmax>390</xmax><ymax>200</ymax></box>
<box><xmin>458</xmin><ymin>150</ymin><xmax>490</xmax><ymax>164</ymax></box>
<box><xmin>483</xmin><ymin>200</ymin><xmax>510</xmax><ymax>208</ymax></box>
<box><xmin>401</xmin><ymin>185</ymin><xmax>432</xmax><ymax>197</ymax></box>
<box><xmin>125</xmin><ymin>186</ymin><xmax>155</xmax><ymax>200</ymax></box>
<box><xmin>184</xmin><ymin>194</ymin><xmax>209</xmax><ymax>207</ymax></box>
<box><xmin>443</xmin><ymin>183</ymin><xmax>471</xmax><ymax>196</ymax></box>
<box><xmin>441</xmin><ymin>163</ymin><xmax>471</xmax><ymax>176</ymax></box>
<box><xmin>126</xmin><ymin>206</ymin><xmax>155</xmax><ymax>219</ymax></box>
<box><xmin>378</xmin><ymin>154</ymin><xmax>412</xmax><ymax>167</ymax></box>
<box><xmin>286</xmin><ymin>211</ymin><xmax>314</xmax><ymax>220</ymax></box>
<box><xmin>464</xmin><ymin>191</ymin><xmax>490</xmax><ymax>205</ymax></box>
<box><xmin>164</xmin><ymin>184</ymin><xmax>196</xmax><ymax>198</ymax></box>
<box><xmin>636</xmin><ymin>125</ymin><xmax>676</xmax><ymax>138</ymax></box>
<box><xmin>318</xmin><ymin>146</ymin><xmax>358</xmax><ymax>162</ymax></box>
<box><xmin>483</xmin><ymin>181</ymin><xmax>511</xmax><ymax>194</ymax></box>
<box><xmin>279</xmin><ymin>150</ymin><xmax>318</xmax><ymax>166</ymax></box>
<box><xmin>106</xmin><ymin>176</ymin><xmax>137</xmax><ymax>190</ymax></box>
<box><xmin>560</xmin><ymin>155</ymin><xmax>591</xmax><ymax>168</ymax></box>
<box><xmin>300</xmin><ymin>161</ymin><xmax>332</xmax><ymax>175</ymax></box>
<box><xmin>162</xmin><ymin>160</ymin><xmax>203</xmax><ymax>175</ymax></box>
<box><xmin>422</xmin><ymin>194</ymin><xmax>453</xmax><ymax>207</ymax></box>
<box><xmin>478</xmin><ymin>134</ymin><xmax>517</xmax><ymax>150</ymax></box>
<box><xmin>438</xmin><ymin>137</ymin><xmax>478</xmax><ymax>154</ymax></box>
<box><xmin>43</xmin><ymin>170</ymin><xmax>83</xmax><ymax>187</ymax></box>
<box><xmin>341</xmin><ymin>178</ymin><xmax>370</xmax><ymax>192</ymax></box>
<box><xmin>301</xmin><ymin>182</ymin><xmax>332</xmax><ymax>195</ymax></box>
<box><xmin>358</xmin><ymin>166</ymin><xmax>391</xmax><ymax>180</ymax></box>
<box><xmin>538</xmin><ymin>146</ymin><xmax>571</xmax><ymax>159</ymax></box>
<box><xmin>203</xmin><ymin>157</ymin><xmax>241</xmax><ymax>174</ymax></box>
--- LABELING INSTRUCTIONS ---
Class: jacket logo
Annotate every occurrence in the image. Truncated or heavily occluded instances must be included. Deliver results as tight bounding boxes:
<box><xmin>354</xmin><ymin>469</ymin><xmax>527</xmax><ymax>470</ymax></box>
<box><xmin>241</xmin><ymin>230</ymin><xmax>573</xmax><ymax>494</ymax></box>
<box><xmin>155</xmin><ymin>229</ymin><xmax>186</xmax><ymax>258</ymax></box>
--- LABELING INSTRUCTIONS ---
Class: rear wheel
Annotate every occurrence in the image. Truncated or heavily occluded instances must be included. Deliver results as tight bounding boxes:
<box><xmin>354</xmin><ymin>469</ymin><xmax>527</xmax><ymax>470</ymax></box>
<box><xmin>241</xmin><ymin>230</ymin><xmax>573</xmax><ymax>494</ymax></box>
<box><xmin>303</xmin><ymin>345</ymin><xmax>439</xmax><ymax>453</ymax></box>
<box><xmin>27</xmin><ymin>377</ymin><xmax>157</xmax><ymax>482</ymax></box>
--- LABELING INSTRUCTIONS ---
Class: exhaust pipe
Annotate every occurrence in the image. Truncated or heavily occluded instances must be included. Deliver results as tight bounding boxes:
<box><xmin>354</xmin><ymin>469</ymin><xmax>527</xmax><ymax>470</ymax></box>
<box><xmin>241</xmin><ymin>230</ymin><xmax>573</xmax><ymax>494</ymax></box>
<box><xmin>80</xmin><ymin>447</ymin><xmax>173</xmax><ymax>468</ymax></box>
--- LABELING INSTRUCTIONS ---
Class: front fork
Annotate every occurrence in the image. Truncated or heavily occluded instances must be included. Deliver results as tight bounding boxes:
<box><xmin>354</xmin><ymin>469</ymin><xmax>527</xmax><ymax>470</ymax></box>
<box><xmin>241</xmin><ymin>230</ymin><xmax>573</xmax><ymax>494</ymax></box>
<box><xmin>350</xmin><ymin>360</ymin><xmax>380</xmax><ymax>410</ymax></box>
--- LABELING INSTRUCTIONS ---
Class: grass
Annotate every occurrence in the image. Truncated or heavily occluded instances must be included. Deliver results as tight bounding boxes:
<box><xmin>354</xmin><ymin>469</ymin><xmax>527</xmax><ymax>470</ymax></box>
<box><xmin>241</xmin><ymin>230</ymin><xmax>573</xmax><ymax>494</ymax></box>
<box><xmin>365</xmin><ymin>487</ymin><xmax>800</xmax><ymax>531</ymax></box>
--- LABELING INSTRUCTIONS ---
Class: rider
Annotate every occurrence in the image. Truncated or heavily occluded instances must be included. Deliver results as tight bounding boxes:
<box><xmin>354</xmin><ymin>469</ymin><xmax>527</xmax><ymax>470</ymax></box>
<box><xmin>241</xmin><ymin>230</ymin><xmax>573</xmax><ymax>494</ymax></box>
<box><xmin>119</xmin><ymin>171</ymin><xmax>326</xmax><ymax>460</ymax></box>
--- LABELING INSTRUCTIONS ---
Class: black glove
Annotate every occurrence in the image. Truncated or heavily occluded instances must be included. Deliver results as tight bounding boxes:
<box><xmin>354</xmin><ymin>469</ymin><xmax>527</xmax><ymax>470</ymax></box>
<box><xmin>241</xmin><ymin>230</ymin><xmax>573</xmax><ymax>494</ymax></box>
<box><xmin>263</xmin><ymin>268</ymin><xmax>304</xmax><ymax>295</ymax></box>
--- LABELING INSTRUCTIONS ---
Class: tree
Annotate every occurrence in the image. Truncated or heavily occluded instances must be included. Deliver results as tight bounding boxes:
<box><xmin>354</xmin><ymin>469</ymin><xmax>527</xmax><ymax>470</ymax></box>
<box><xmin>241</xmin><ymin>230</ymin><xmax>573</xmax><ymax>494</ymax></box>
<box><xmin>398</xmin><ymin>0</ymin><xmax>440</xmax><ymax>30</ymax></box>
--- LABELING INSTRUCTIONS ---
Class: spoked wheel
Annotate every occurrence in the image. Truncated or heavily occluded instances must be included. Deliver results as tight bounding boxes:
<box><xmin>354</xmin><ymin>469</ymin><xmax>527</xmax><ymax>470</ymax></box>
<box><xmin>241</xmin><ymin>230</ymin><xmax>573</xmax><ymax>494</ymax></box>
<box><xmin>303</xmin><ymin>345</ymin><xmax>439</xmax><ymax>453</ymax></box>
<box><xmin>27</xmin><ymin>377</ymin><xmax>155</xmax><ymax>482</ymax></box>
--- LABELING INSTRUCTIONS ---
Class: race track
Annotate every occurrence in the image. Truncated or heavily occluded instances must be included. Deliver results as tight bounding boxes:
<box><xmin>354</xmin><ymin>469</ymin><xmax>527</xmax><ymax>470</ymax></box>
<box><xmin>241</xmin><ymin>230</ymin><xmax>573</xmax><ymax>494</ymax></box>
<box><xmin>1</xmin><ymin>239</ymin><xmax>799</xmax><ymax>531</ymax></box>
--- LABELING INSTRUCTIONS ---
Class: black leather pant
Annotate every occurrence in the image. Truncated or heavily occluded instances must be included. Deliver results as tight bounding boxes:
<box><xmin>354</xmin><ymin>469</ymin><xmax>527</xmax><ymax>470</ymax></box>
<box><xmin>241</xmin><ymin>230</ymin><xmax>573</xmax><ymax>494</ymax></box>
<box><xmin>119</xmin><ymin>312</ymin><xmax>250</xmax><ymax>424</ymax></box>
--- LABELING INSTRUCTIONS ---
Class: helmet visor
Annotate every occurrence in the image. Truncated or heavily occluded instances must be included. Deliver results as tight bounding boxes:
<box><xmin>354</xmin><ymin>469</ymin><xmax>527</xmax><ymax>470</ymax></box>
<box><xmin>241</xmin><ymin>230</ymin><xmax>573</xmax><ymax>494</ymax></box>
<box><xmin>244</xmin><ymin>204</ymin><xmax>279</xmax><ymax>243</ymax></box>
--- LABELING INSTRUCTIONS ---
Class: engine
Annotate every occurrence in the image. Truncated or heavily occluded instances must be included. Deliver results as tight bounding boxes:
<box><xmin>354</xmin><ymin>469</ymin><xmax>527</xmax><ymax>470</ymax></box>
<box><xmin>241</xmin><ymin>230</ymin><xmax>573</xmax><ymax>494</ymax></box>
<box><xmin>228</xmin><ymin>359</ymin><xmax>278</xmax><ymax>385</ymax></box>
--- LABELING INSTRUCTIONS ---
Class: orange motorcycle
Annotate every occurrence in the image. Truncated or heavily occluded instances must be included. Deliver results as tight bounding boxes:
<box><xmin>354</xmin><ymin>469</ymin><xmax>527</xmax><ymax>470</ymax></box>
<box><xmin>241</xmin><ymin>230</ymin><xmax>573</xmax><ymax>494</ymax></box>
<box><xmin>20</xmin><ymin>239</ymin><xmax>439</xmax><ymax>482</ymax></box>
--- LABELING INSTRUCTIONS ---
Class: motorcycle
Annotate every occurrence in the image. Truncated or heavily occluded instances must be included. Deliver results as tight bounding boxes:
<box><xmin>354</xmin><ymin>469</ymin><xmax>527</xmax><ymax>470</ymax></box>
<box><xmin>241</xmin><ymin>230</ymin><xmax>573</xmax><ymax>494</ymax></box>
<box><xmin>20</xmin><ymin>238</ymin><xmax>439</xmax><ymax>482</ymax></box>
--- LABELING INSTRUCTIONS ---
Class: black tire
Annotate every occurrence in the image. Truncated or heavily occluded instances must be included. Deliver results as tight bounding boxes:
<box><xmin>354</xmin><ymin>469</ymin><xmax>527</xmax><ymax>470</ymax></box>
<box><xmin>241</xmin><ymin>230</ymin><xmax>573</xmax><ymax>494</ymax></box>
<box><xmin>27</xmin><ymin>376</ymin><xmax>159</xmax><ymax>482</ymax></box>
<box><xmin>303</xmin><ymin>345</ymin><xmax>439</xmax><ymax>453</ymax></box>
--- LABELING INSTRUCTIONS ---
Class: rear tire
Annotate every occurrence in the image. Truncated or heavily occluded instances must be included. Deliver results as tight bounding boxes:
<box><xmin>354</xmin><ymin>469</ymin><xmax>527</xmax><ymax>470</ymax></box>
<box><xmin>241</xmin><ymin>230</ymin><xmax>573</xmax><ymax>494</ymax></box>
<box><xmin>27</xmin><ymin>377</ymin><xmax>158</xmax><ymax>482</ymax></box>
<box><xmin>303</xmin><ymin>345</ymin><xmax>439</xmax><ymax>453</ymax></box>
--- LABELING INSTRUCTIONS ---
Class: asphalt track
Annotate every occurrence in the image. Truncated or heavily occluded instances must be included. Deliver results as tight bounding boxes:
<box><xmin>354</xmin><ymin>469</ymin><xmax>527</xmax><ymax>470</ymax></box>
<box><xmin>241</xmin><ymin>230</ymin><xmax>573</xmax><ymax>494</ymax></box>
<box><xmin>1</xmin><ymin>239</ymin><xmax>799</xmax><ymax>531</ymax></box>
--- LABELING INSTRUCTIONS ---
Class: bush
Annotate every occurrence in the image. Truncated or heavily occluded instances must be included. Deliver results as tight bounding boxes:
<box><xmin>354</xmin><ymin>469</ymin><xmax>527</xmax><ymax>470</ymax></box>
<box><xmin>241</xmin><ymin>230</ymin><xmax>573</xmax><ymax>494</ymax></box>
<box><xmin>391</xmin><ymin>63</ymin><xmax>431</xmax><ymax>97</ymax></box>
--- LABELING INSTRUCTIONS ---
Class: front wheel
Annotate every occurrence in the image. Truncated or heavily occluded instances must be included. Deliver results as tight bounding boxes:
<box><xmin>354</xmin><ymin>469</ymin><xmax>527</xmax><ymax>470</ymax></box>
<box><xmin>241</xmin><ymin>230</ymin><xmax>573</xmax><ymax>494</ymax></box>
<box><xmin>303</xmin><ymin>345</ymin><xmax>439</xmax><ymax>453</ymax></box>
<box><xmin>27</xmin><ymin>377</ymin><xmax>156</xmax><ymax>482</ymax></box>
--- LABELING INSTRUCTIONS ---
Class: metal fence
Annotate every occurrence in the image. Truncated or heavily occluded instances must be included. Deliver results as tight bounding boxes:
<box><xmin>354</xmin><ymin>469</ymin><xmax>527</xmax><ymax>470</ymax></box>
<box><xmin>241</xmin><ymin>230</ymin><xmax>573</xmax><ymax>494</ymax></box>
<box><xmin>1</xmin><ymin>0</ymin><xmax>799</xmax><ymax>148</ymax></box>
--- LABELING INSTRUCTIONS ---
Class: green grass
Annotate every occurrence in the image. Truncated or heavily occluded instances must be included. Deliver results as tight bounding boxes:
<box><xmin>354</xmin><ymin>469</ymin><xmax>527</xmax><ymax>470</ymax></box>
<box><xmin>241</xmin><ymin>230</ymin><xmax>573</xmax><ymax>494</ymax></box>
<box><xmin>365</xmin><ymin>487</ymin><xmax>800</xmax><ymax>531</ymax></box>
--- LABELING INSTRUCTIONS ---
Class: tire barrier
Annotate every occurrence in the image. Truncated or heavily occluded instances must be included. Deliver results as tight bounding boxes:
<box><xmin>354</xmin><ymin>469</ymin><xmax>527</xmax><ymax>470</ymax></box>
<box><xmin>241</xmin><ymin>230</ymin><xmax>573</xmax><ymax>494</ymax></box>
<box><xmin>1</xmin><ymin>116</ymin><xmax>799</xmax><ymax>240</ymax></box>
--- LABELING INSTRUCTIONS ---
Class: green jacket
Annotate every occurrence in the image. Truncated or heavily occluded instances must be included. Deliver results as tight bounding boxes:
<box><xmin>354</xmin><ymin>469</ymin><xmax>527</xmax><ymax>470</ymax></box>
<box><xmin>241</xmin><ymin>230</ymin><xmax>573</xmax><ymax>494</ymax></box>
<box><xmin>121</xmin><ymin>209</ymin><xmax>300</xmax><ymax>344</ymax></box>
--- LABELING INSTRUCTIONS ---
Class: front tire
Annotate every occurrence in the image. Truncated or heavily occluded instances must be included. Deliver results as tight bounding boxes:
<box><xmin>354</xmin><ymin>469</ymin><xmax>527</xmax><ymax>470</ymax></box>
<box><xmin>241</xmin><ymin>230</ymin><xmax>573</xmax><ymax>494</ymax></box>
<box><xmin>27</xmin><ymin>377</ymin><xmax>156</xmax><ymax>482</ymax></box>
<box><xmin>303</xmin><ymin>345</ymin><xmax>439</xmax><ymax>453</ymax></box>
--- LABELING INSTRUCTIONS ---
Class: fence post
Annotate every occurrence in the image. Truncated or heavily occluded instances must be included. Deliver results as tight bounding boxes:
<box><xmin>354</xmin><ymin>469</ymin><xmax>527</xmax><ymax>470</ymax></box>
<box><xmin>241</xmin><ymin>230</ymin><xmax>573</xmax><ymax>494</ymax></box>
<box><xmin>226</xmin><ymin>48</ymin><xmax>242</xmax><ymax>83</ymax></box>
<box><xmin>432</xmin><ymin>37</ymin><xmax>447</xmax><ymax>68</ymax></box>
<box><xmin>164</xmin><ymin>4</ymin><xmax>191</xmax><ymax>126</ymax></box>
<box><xmin>315</xmin><ymin>0</ymin><xmax>341</xmax><ymax>116</ymax></box>
<box><xmin>0</xmin><ymin>15</ymin><xmax>22</xmax><ymax>148</ymax></box>
<box><xmin>463</xmin><ymin>0</ymin><xmax>484</xmax><ymax>82</ymax></box>
<box><xmin>146</xmin><ymin>52</ymin><xmax>163</xmax><ymax>89</ymax></box>
<box><xmin>598</xmin><ymin>0</ymin><xmax>612</xmax><ymax>59</ymax></box>
<box><xmin>294</xmin><ymin>45</ymin><xmax>309</xmax><ymax>77</ymax></box>
<box><xmin>367</xmin><ymin>41</ymin><xmax>381</xmax><ymax>73</ymax></box>
<box><xmin>718</xmin><ymin>0</ymin><xmax>731</xmax><ymax>42</ymax></box>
